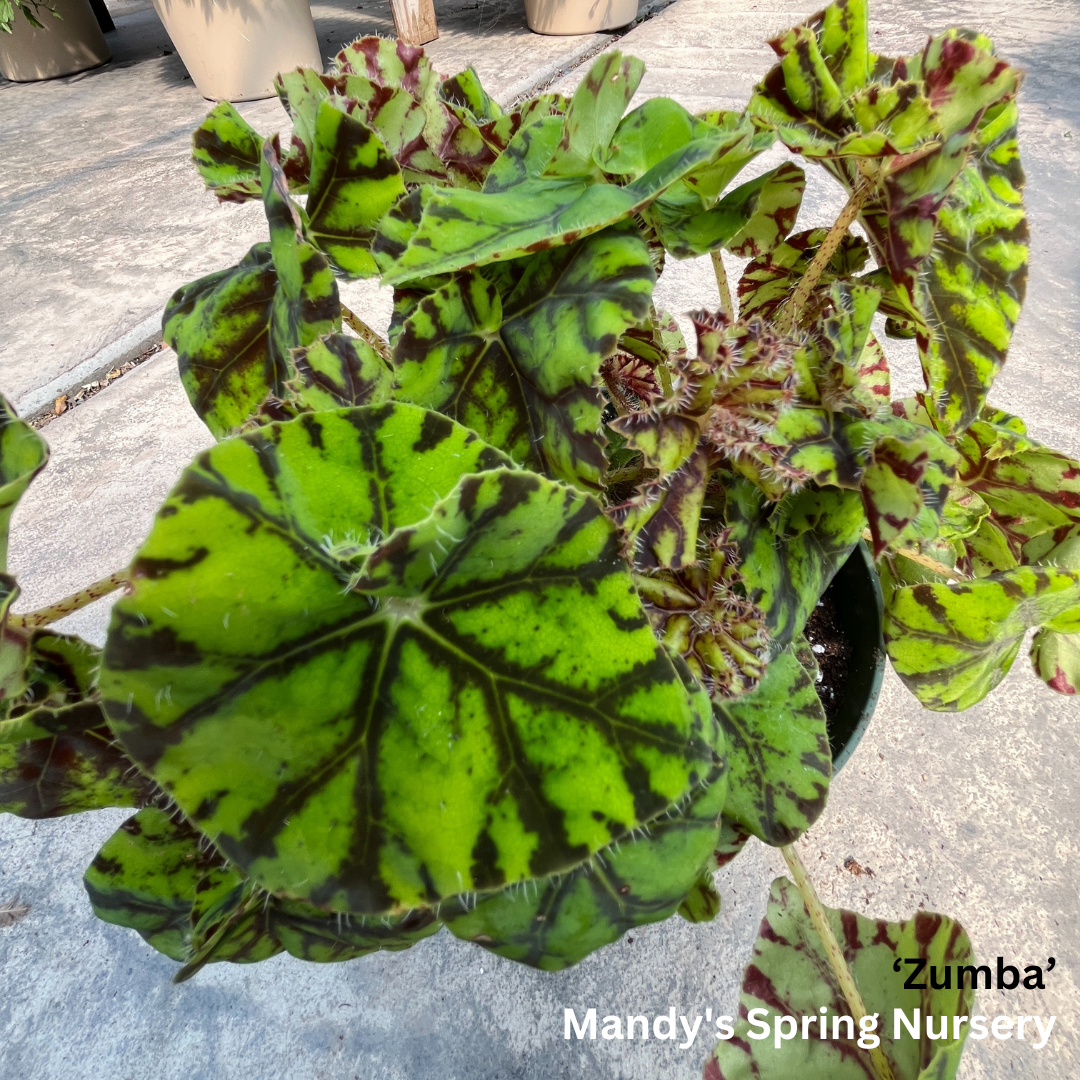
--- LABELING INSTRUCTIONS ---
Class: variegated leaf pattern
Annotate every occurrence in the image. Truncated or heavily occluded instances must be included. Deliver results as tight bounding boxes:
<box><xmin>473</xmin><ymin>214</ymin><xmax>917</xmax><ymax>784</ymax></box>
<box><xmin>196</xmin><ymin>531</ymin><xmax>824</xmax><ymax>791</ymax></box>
<box><xmin>729</xmin><ymin>482</ymin><xmax>866</xmax><ymax>645</ymax></box>
<box><xmin>0</xmin><ymin>576</ymin><xmax>30</xmax><ymax>712</ymax></box>
<box><xmin>393</xmin><ymin>225</ymin><xmax>655</xmax><ymax>491</ymax></box>
<box><xmin>913</xmin><ymin>100</ymin><xmax>1028</xmax><ymax>431</ymax></box>
<box><xmin>191</xmin><ymin>102</ymin><xmax>267</xmax><ymax>203</ymax></box>
<box><xmin>705</xmin><ymin>876</ymin><xmax>975</xmax><ymax>1080</ymax></box>
<box><xmin>86</xmin><ymin>807</ymin><xmax>441</xmax><ymax>973</ymax></box>
<box><xmin>649</xmin><ymin>161</ymin><xmax>805</xmax><ymax>260</ymax></box>
<box><xmin>885</xmin><ymin>566</ymin><xmax>1080</xmax><ymax>710</ymax></box>
<box><xmin>381</xmin><ymin>62</ymin><xmax>754</xmax><ymax>283</ymax></box>
<box><xmin>748</xmin><ymin>0</ymin><xmax>1023</xmax><ymax>432</ymax></box>
<box><xmin>954</xmin><ymin>412</ymin><xmax>1080</xmax><ymax>564</ymax></box>
<box><xmin>101</xmin><ymin>405</ymin><xmax>716</xmax><ymax>916</ymax></box>
<box><xmin>164</xmin><ymin>143</ymin><xmax>340</xmax><ymax>438</ymax></box>
<box><xmin>716</xmin><ymin>641</ymin><xmax>830</xmax><ymax>846</ymax></box>
<box><xmin>1031</xmin><ymin>628</ymin><xmax>1080</xmax><ymax>696</ymax></box>
<box><xmin>0</xmin><ymin>391</ymin><xmax>48</xmax><ymax>571</ymax></box>
<box><xmin>287</xmin><ymin>333</ymin><xmax>393</xmax><ymax>411</ymax></box>
<box><xmin>677</xmin><ymin>871</ymin><xmax>721</xmax><ymax>923</ymax></box>
<box><xmin>545</xmin><ymin>51</ymin><xmax>646</xmax><ymax>178</ymax></box>
<box><xmin>0</xmin><ymin>700</ymin><xmax>154</xmax><ymax>819</ymax></box>
<box><xmin>860</xmin><ymin>418</ymin><xmax>959</xmax><ymax>556</ymax></box>
<box><xmin>305</xmin><ymin>101</ymin><xmax>407</xmax><ymax>278</ymax></box>
<box><xmin>0</xmin><ymin>627</ymin><xmax>156</xmax><ymax>818</ymax></box>
<box><xmin>443</xmin><ymin>749</ymin><xmax>726</xmax><ymax>971</ymax></box>
<box><xmin>84</xmin><ymin>807</ymin><xmax>234</xmax><ymax>963</ymax></box>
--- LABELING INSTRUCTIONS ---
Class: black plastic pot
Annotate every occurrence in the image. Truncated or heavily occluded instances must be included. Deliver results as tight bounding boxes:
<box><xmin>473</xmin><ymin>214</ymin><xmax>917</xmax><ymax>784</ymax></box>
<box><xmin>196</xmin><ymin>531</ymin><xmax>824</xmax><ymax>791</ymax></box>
<box><xmin>817</xmin><ymin>540</ymin><xmax>886</xmax><ymax>772</ymax></box>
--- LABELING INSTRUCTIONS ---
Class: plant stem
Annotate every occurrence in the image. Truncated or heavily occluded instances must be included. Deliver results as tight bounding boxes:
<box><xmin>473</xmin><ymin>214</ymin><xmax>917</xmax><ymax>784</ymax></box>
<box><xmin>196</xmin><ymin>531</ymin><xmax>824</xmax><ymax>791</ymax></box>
<box><xmin>340</xmin><ymin>302</ymin><xmax>392</xmax><ymax>361</ymax></box>
<box><xmin>779</xmin><ymin>168</ymin><xmax>877</xmax><ymax>334</ymax></box>
<box><xmin>11</xmin><ymin>570</ymin><xmax>130</xmax><ymax>630</ymax></box>
<box><xmin>781</xmin><ymin>844</ymin><xmax>896</xmax><ymax>1080</ymax></box>
<box><xmin>711</xmin><ymin>250</ymin><xmax>735</xmax><ymax>322</ymax></box>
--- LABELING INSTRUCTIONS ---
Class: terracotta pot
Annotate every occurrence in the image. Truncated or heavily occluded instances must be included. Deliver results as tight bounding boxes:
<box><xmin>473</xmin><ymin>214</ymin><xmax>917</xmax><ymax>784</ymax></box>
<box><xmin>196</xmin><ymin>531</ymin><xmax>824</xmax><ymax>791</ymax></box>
<box><xmin>0</xmin><ymin>0</ymin><xmax>110</xmax><ymax>82</ymax></box>
<box><xmin>524</xmin><ymin>0</ymin><xmax>638</xmax><ymax>35</ymax></box>
<box><xmin>151</xmin><ymin>0</ymin><xmax>323</xmax><ymax>102</ymax></box>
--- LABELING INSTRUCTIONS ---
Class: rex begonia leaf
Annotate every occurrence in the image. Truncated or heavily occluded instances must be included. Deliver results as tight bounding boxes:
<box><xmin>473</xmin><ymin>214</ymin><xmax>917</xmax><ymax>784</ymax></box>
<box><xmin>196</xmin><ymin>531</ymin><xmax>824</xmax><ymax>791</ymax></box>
<box><xmin>100</xmin><ymin>405</ymin><xmax>716</xmax><ymax>916</ymax></box>
<box><xmin>380</xmin><ymin>105</ymin><xmax>750</xmax><ymax>283</ymax></box>
<box><xmin>84</xmin><ymin>807</ymin><xmax>234</xmax><ymax>962</ymax></box>
<box><xmin>0</xmin><ymin>698</ymin><xmax>154</xmax><ymax>818</ymax></box>
<box><xmin>954</xmin><ymin>414</ymin><xmax>1080</xmax><ymax>562</ymax></box>
<box><xmin>716</xmin><ymin>642</ymin><xmax>830</xmax><ymax>846</ymax></box>
<box><xmin>439</xmin><ymin>66</ymin><xmax>502</xmax><ymax>121</ymax></box>
<box><xmin>86</xmin><ymin>806</ymin><xmax>440</xmax><ymax>972</ymax></box>
<box><xmin>305</xmin><ymin>101</ymin><xmax>407</xmax><ymax>278</ymax></box>
<box><xmin>860</xmin><ymin>419</ymin><xmax>959</xmax><ymax>555</ymax></box>
<box><xmin>393</xmin><ymin>224</ymin><xmax>654</xmax><ymax>491</ymax></box>
<box><xmin>1031</xmin><ymin>627</ymin><xmax>1080</xmax><ymax>696</ymax></box>
<box><xmin>730</xmin><ymin>482</ymin><xmax>866</xmax><ymax>645</ymax></box>
<box><xmin>0</xmin><ymin>392</ymin><xmax>48</xmax><ymax>572</ymax></box>
<box><xmin>885</xmin><ymin>565</ymin><xmax>1080</xmax><ymax>711</ymax></box>
<box><xmin>286</xmin><ymin>333</ymin><xmax>393</xmax><ymax>411</ymax></box>
<box><xmin>913</xmin><ymin>99</ymin><xmax>1028</xmax><ymax>431</ymax></box>
<box><xmin>705</xmin><ymin>876</ymin><xmax>975</xmax><ymax>1080</ymax></box>
<box><xmin>164</xmin><ymin>143</ymin><xmax>340</xmax><ymax>439</ymax></box>
<box><xmin>191</xmin><ymin>102</ymin><xmax>266</xmax><ymax>203</ymax></box>
<box><xmin>443</xmin><ymin>749</ymin><xmax>726</xmax><ymax>971</ymax></box>
<box><xmin>650</xmin><ymin>161</ymin><xmax>805</xmax><ymax>260</ymax></box>
<box><xmin>544</xmin><ymin>51</ymin><xmax>645</xmax><ymax>177</ymax></box>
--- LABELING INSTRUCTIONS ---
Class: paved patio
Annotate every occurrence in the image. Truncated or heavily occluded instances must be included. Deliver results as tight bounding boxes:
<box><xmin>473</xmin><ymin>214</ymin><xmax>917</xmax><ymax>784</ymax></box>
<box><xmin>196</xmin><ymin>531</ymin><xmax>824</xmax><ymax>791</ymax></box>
<box><xmin>1</xmin><ymin>0</ymin><xmax>1079</xmax><ymax>1077</ymax></box>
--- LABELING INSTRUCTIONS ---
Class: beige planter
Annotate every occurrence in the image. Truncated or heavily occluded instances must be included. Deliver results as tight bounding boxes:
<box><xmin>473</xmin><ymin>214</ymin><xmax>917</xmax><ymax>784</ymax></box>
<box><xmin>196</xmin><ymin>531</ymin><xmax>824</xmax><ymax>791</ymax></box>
<box><xmin>151</xmin><ymin>0</ymin><xmax>323</xmax><ymax>102</ymax></box>
<box><xmin>0</xmin><ymin>0</ymin><xmax>110</xmax><ymax>82</ymax></box>
<box><xmin>524</xmin><ymin>0</ymin><xmax>638</xmax><ymax>35</ymax></box>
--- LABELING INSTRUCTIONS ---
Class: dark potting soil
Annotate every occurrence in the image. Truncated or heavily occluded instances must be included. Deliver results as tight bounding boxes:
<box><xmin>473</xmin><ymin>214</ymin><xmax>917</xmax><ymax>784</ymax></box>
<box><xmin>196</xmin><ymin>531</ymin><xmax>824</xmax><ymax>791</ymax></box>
<box><xmin>804</xmin><ymin>590</ymin><xmax>851</xmax><ymax>727</ymax></box>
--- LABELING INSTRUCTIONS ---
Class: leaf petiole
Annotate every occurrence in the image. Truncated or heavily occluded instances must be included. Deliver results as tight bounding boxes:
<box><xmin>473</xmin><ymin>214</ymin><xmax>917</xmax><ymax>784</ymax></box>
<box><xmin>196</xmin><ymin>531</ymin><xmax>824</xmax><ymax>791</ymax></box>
<box><xmin>340</xmin><ymin>302</ymin><xmax>392</xmax><ymax>361</ymax></box>
<box><xmin>781</xmin><ymin>844</ymin><xmax>897</xmax><ymax>1080</ymax></box>
<box><xmin>779</xmin><ymin>163</ymin><xmax>878</xmax><ymax>333</ymax></box>
<box><xmin>10</xmin><ymin>569</ymin><xmax>130</xmax><ymax>630</ymax></box>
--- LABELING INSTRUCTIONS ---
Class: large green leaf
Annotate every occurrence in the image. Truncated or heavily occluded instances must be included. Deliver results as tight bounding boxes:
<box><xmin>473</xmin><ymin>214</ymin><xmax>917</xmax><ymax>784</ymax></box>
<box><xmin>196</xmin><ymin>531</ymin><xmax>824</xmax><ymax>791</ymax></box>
<box><xmin>305</xmin><ymin>101</ymin><xmax>407</xmax><ymax>278</ymax></box>
<box><xmin>380</xmin><ymin>87</ymin><xmax>755</xmax><ymax>283</ymax></box>
<box><xmin>393</xmin><ymin>224</ymin><xmax>655</xmax><ymax>491</ymax></box>
<box><xmin>191</xmin><ymin>102</ymin><xmax>266</xmax><ymax>203</ymax></box>
<box><xmin>164</xmin><ymin>144</ymin><xmax>340</xmax><ymax>438</ymax></box>
<box><xmin>717</xmin><ymin>642</ymin><xmax>830</xmax><ymax>846</ymax></box>
<box><xmin>885</xmin><ymin>566</ymin><xmax>1080</xmax><ymax>710</ymax></box>
<box><xmin>705</xmin><ymin>876</ymin><xmax>975</xmax><ymax>1080</ymax></box>
<box><xmin>443</xmin><ymin>747</ymin><xmax>726</xmax><ymax>971</ymax></box>
<box><xmin>101</xmin><ymin>405</ymin><xmax>716</xmax><ymax>916</ymax></box>
<box><xmin>0</xmin><ymin>392</ymin><xmax>48</xmax><ymax>571</ymax></box>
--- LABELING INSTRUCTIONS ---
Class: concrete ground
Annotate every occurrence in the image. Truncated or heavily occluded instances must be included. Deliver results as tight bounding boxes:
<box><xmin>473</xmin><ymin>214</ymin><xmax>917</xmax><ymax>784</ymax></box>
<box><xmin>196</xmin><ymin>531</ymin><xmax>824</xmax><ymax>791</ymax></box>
<box><xmin>2</xmin><ymin>0</ymin><xmax>1080</xmax><ymax>1078</ymax></box>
